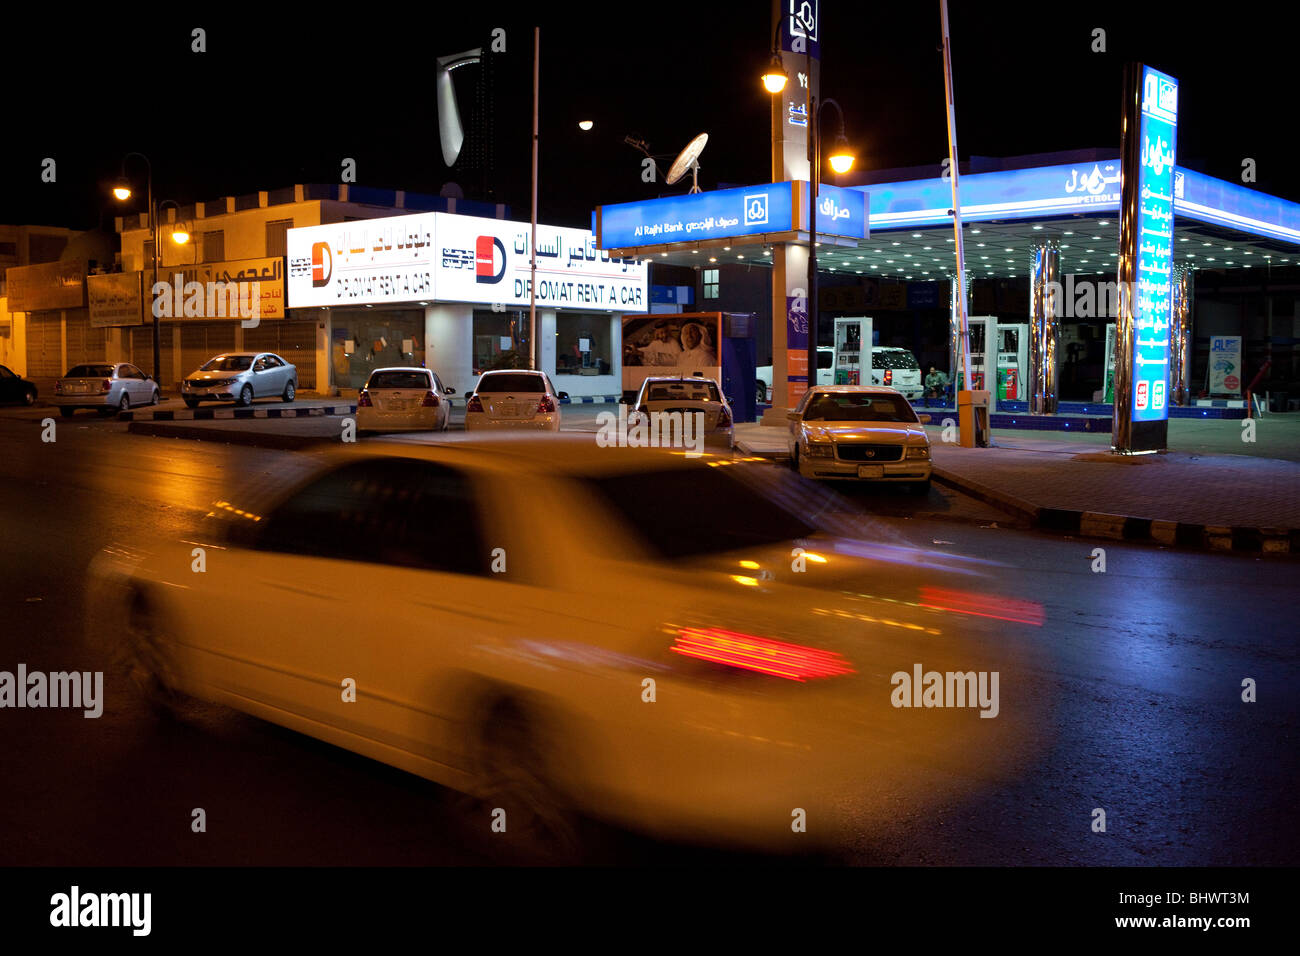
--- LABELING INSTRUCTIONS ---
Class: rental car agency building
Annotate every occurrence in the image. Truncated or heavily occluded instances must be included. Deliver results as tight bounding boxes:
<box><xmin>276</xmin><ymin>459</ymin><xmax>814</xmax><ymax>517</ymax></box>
<box><xmin>286</xmin><ymin>212</ymin><xmax>648</xmax><ymax>398</ymax></box>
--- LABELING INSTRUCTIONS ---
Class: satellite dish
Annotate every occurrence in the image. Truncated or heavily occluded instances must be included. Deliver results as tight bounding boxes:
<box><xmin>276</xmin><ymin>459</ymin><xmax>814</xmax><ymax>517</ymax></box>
<box><xmin>666</xmin><ymin>133</ymin><xmax>708</xmax><ymax>193</ymax></box>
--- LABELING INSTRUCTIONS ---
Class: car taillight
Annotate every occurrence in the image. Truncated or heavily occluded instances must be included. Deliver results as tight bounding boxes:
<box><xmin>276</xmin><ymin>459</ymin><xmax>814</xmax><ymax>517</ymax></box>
<box><xmin>54</xmin><ymin>381</ymin><xmax>63</xmax><ymax>394</ymax></box>
<box><xmin>358</xmin><ymin>390</ymin><xmax>372</xmax><ymax>407</ymax></box>
<box><xmin>421</xmin><ymin>391</ymin><xmax>440</xmax><ymax>407</ymax></box>
<box><xmin>671</xmin><ymin>626</ymin><xmax>855</xmax><ymax>682</ymax></box>
<box><xmin>101</xmin><ymin>379</ymin><xmax>112</xmax><ymax>392</ymax></box>
<box><xmin>466</xmin><ymin>394</ymin><xmax>484</xmax><ymax>413</ymax></box>
<box><xmin>537</xmin><ymin>394</ymin><xmax>556</xmax><ymax>413</ymax></box>
<box><xmin>884</xmin><ymin>369</ymin><xmax>893</xmax><ymax>386</ymax></box>
<box><xmin>718</xmin><ymin>404</ymin><xmax>732</xmax><ymax>425</ymax></box>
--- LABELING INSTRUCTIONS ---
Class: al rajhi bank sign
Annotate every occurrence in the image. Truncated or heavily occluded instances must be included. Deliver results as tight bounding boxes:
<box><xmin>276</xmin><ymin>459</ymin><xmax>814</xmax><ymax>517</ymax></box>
<box><xmin>286</xmin><ymin>212</ymin><xmax>648</xmax><ymax>311</ymax></box>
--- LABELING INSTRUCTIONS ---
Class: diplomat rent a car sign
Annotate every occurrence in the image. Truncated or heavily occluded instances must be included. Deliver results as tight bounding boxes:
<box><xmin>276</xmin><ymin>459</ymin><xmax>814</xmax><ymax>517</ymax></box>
<box><xmin>287</xmin><ymin>213</ymin><xmax>438</xmax><ymax>309</ymax></box>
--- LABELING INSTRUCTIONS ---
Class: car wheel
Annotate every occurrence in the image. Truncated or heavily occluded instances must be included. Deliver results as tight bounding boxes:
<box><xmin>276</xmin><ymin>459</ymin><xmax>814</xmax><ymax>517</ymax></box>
<box><xmin>118</xmin><ymin>393</ymin><xmax>130</xmax><ymax>413</ymax></box>
<box><xmin>282</xmin><ymin>380</ymin><xmax>295</xmax><ymax>402</ymax></box>
<box><xmin>58</xmin><ymin>407</ymin><xmax>76</xmax><ymax>418</ymax></box>
<box><xmin>150</xmin><ymin>389</ymin><xmax>160</xmax><ymax>406</ymax></box>
<box><xmin>183</xmin><ymin>397</ymin><xmax>199</xmax><ymax>409</ymax></box>
<box><xmin>789</xmin><ymin>445</ymin><xmax>800</xmax><ymax>470</ymax></box>
<box><xmin>237</xmin><ymin>384</ymin><xmax>253</xmax><ymax>407</ymax></box>
<box><xmin>120</xmin><ymin>593</ymin><xmax>186</xmax><ymax>719</ymax></box>
<box><xmin>474</xmin><ymin>701</ymin><xmax>585</xmax><ymax>863</ymax></box>
<box><xmin>23</xmin><ymin>388</ymin><xmax>37</xmax><ymax>407</ymax></box>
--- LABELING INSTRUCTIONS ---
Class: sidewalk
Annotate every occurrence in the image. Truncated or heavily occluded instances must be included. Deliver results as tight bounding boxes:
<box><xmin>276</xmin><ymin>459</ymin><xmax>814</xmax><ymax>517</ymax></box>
<box><xmin>735</xmin><ymin>418</ymin><xmax>1300</xmax><ymax>553</ymax></box>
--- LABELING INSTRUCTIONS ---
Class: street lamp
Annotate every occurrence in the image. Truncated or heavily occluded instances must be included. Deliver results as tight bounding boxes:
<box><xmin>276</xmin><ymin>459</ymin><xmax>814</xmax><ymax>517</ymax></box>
<box><xmin>761</xmin><ymin>51</ymin><xmax>788</xmax><ymax>93</ymax></box>
<box><xmin>112</xmin><ymin>153</ymin><xmax>161</xmax><ymax>381</ymax></box>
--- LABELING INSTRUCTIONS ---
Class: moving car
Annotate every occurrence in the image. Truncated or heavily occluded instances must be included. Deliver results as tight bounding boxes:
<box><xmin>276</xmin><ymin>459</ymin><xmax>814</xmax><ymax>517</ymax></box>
<box><xmin>357</xmin><ymin>367</ymin><xmax>455</xmax><ymax>434</ymax></box>
<box><xmin>52</xmin><ymin>363</ymin><xmax>159</xmax><ymax>416</ymax></box>
<box><xmin>870</xmin><ymin>347</ymin><xmax>924</xmax><ymax>399</ymax></box>
<box><xmin>0</xmin><ymin>364</ymin><xmax>37</xmax><ymax>406</ymax></box>
<box><xmin>631</xmin><ymin>375</ymin><xmax>733</xmax><ymax>450</ymax></box>
<box><xmin>181</xmin><ymin>352</ymin><xmax>297</xmax><ymax>408</ymax></box>
<box><xmin>464</xmin><ymin>369</ymin><xmax>564</xmax><ymax>432</ymax></box>
<box><xmin>787</xmin><ymin>385</ymin><xmax>933</xmax><ymax>491</ymax></box>
<box><xmin>93</xmin><ymin>438</ymin><xmax>1039</xmax><ymax>856</ymax></box>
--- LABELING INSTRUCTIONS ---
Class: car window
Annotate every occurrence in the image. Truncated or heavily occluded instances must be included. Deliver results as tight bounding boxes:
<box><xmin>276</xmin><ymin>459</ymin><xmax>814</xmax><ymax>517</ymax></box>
<box><xmin>802</xmin><ymin>393</ymin><xmax>918</xmax><ymax>423</ymax></box>
<box><xmin>67</xmin><ymin>365</ymin><xmax>114</xmax><ymax>378</ymax></box>
<box><xmin>368</xmin><ymin>371</ymin><xmax>431</xmax><ymax>390</ymax></box>
<box><xmin>646</xmin><ymin>381</ymin><xmax>720</xmax><ymax>402</ymax></box>
<box><xmin>583</xmin><ymin>466</ymin><xmax>816</xmax><ymax>560</ymax></box>
<box><xmin>433</xmin><ymin>374</ymin><xmax>445</xmax><ymax>392</ymax></box>
<box><xmin>817</xmin><ymin>351</ymin><xmax>833</xmax><ymax>370</ymax></box>
<box><xmin>872</xmin><ymin>350</ymin><xmax>919</xmax><ymax>370</ymax></box>
<box><xmin>477</xmin><ymin>373</ymin><xmax>544</xmax><ymax>393</ymax></box>
<box><xmin>125</xmin><ymin>365</ymin><xmax>145</xmax><ymax>379</ymax></box>
<box><xmin>202</xmin><ymin>355</ymin><xmax>253</xmax><ymax>372</ymax></box>
<box><xmin>255</xmin><ymin>458</ymin><xmax>491</xmax><ymax>576</ymax></box>
<box><xmin>0</xmin><ymin>366</ymin><xmax>12</xmax><ymax>379</ymax></box>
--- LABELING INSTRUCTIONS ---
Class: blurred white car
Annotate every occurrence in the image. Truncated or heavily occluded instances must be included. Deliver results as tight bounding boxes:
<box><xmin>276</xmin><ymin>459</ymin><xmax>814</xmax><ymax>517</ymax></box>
<box><xmin>357</xmin><ymin>367</ymin><xmax>454</xmax><ymax>434</ymax></box>
<box><xmin>870</xmin><ymin>348</ymin><xmax>924</xmax><ymax>400</ymax></box>
<box><xmin>631</xmin><ymin>375</ymin><xmax>733</xmax><ymax>450</ymax></box>
<box><xmin>93</xmin><ymin>438</ymin><xmax>1041</xmax><ymax>857</ymax></box>
<box><xmin>465</xmin><ymin>369</ymin><xmax>563</xmax><ymax>432</ymax></box>
<box><xmin>788</xmin><ymin>385</ymin><xmax>933</xmax><ymax>492</ymax></box>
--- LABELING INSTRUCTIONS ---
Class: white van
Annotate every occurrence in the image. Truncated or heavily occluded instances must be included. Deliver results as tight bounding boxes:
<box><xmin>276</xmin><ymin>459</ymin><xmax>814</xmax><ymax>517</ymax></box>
<box><xmin>870</xmin><ymin>348</ymin><xmax>923</xmax><ymax>399</ymax></box>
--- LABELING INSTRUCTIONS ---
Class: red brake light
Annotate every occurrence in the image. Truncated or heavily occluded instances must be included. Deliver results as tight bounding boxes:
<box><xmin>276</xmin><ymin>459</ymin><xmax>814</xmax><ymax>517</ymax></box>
<box><xmin>101</xmin><ymin>379</ymin><xmax>113</xmax><ymax>392</ymax></box>
<box><xmin>537</xmin><ymin>394</ymin><xmax>556</xmax><ymax>413</ymax></box>
<box><xmin>671</xmin><ymin>626</ymin><xmax>855</xmax><ymax>681</ymax></box>
<box><xmin>918</xmin><ymin>586</ymin><xmax>1045</xmax><ymax>626</ymax></box>
<box><xmin>884</xmin><ymin>369</ymin><xmax>893</xmax><ymax>385</ymax></box>
<box><xmin>466</xmin><ymin>394</ymin><xmax>484</xmax><ymax>413</ymax></box>
<box><xmin>358</xmin><ymin>390</ymin><xmax>372</xmax><ymax>407</ymax></box>
<box><xmin>54</xmin><ymin>381</ymin><xmax>63</xmax><ymax>394</ymax></box>
<box><xmin>718</xmin><ymin>404</ymin><xmax>732</xmax><ymax>425</ymax></box>
<box><xmin>421</xmin><ymin>390</ymin><xmax>440</xmax><ymax>407</ymax></box>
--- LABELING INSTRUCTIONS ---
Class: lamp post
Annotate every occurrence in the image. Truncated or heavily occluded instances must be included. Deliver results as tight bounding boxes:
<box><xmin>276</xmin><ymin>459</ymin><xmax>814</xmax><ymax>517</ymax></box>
<box><xmin>112</xmin><ymin>153</ymin><xmax>160</xmax><ymax>380</ymax></box>
<box><xmin>806</xmin><ymin>95</ymin><xmax>853</xmax><ymax>394</ymax></box>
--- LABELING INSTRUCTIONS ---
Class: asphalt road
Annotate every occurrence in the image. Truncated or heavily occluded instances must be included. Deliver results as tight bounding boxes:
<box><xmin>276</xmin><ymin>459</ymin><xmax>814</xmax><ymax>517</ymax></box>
<box><xmin>1</xmin><ymin>414</ymin><xmax>1296</xmax><ymax>865</ymax></box>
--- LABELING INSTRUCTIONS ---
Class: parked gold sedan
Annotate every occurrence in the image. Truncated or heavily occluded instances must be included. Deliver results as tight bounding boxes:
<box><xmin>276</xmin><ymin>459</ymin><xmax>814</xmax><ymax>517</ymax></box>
<box><xmin>787</xmin><ymin>385</ymin><xmax>933</xmax><ymax>492</ymax></box>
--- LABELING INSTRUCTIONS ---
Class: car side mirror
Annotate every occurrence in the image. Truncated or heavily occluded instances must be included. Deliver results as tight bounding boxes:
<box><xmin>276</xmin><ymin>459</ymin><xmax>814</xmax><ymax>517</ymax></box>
<box><xmin>445</xmin><ymin>386</ymin><xmax>456</xmax><ymax>395</ymax></box>
<box><xmin>558</xmin><ymin>391</ymin><xmax>570</xmax><ymax>401</ymax></box>
<box><xmin>917</xmin><ymin>414</ymin><xmax>931</xmax><ymax>424</ymax></box>
<box><xmin>786</xmin><ymin>411</ymin><xmax>800</xmax><ymax>422</ymax></box>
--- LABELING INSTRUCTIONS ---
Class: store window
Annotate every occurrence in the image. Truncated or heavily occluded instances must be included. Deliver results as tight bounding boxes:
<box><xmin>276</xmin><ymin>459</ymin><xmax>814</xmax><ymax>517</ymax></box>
<box><xmin>330</xmin><ymin>310</ymin><xmax>425</xmax><ymax>390</ymax></box>
<box><xmin>265</xmin><ymin>219</ymin><xmax>294</xmax><ymax>258</ymax></box>
<box><xmin>202</xmin><ymin>230</ymin><xmax>225</xmax><ymax>262</ymax></box>
<box><xmin>555</xmin><ymin>312</ymin><xmax>611</xmax><ymax>376</ymax></box>
<box><xmin>472</xmin><ymin>310</ymin><xmax>531</xmax><ymax>374</ymax></box>
<box><xmin>703</xmin><ymin>269</ymin><xmax>719</xmax><ymax>300</ymax></box>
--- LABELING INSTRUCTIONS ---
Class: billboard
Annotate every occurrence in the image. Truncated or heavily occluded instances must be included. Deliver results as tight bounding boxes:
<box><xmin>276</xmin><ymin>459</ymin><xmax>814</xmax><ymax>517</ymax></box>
<box><xmin>152</xmin><ymin>258</ymin><xmax>285</xmax><ymax>320</ymax></box>
<box><xmin>88</xmin><ymin>272</ymin><xmax>144</xmax><ymax>328</ymax></box>
<box><xmin>622</xmin><ymin>311</ymin><xmax>722</xmax><ymax>396</ymax></box>
<box><xmin>288</xmin><ymin>213</ymin><xmax>646</xmax><ymax>313</ymax></box>
<box><xmin>1208</xmin><ymin>336</ymin><xmax>1242</xmax><ymax>395</ymax></box>
<box><xmin>5</xmin><ymin>259</ymin><xmax>86</xmax><ymax>311</ymax></box>
<box><xmin>596</xmin><ymin>182</ymin><xmax>796</xmax><ymax>250</ymax></box>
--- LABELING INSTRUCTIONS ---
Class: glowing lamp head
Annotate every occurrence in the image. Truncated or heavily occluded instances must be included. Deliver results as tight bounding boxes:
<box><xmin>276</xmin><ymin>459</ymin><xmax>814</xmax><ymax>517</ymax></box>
<box><xmin>112</xmin><ymin>185</ymin><xmax>132</xmax><ymax>201</ymax></box>
<box><xmin>827</xmin><ymin>136</ymin><xmax>855</xmax><ymax>174</ymax></box>
<box><xmin>171</xmin><ymin>229</ymin><xmax>190</xmax><ymax>245</ymax></box>
<box><xmin>761</xmin><ymin>53</ymin><xmax>787</xmax><ymax>94</ymax></box>
<box><xmin>578</xmin><ymin>120</ymin><xmax>594</xmax><ymax>131</ymax></box>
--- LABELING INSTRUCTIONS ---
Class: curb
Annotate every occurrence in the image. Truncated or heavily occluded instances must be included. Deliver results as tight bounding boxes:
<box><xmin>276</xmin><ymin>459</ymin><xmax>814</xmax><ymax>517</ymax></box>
<box><xmin>120</xmin><ymin>404</ymin><xmax>356</xmax><ymax>421</ymax></box>
<box><xmin>932</xmin><ymin>467</ymin><xmax>1295</xmax><ymax>555</ymax></box>
<box><xmin>558</xmin><ymin>395</ymin><xmax>620</xmax><ymax>405</ymax></box>
<box><xmin>126</xmin><ymin>421</ymin><xmax>334</xmax><ymax>450</ymax></box>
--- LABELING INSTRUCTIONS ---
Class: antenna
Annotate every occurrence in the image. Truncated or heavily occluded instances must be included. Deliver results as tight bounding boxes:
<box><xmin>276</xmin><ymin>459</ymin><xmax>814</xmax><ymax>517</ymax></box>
<box><xmin>666</xmin><ymin>133</ymin><xmax>708</xmax><ymax>193</ymax></box>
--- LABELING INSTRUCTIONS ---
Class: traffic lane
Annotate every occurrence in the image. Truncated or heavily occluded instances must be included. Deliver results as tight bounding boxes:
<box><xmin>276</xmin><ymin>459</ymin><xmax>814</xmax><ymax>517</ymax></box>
<box><xmin>3</xmin><ymin>425</ymin><xmax>1296</xmax><ymax>864</ymax></box>
<box><xmin>826</xmin><ymin>515</ymin><xmax>1300</xmax><ymax>865</ymax></box>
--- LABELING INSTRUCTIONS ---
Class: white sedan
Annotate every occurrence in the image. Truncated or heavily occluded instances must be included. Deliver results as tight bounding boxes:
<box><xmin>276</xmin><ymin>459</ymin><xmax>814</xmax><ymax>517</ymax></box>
<box><xmin>93</xmin><ymin>438</ymin><xmax>1040</xmax><ymax>858</ymax></box>
<box><xmin>464</xmin><ymin>369</ymin><xmax>563</xmax><ymax>432</ymax></box>
<box><xmin>788</xmin><ymin>385</ymin><xmax>933</xmax><ymax>492</ymax></box>
<box><xmin>357</xmin><ymin>367</ymin><xmax>454</xmax><ymax>434</ymax></box>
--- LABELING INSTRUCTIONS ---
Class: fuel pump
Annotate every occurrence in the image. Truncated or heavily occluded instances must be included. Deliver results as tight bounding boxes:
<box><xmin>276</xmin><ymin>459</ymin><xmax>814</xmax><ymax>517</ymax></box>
<box><xmin>832</xmin><ymin>317</ymin><xmax>872</xmax><ymax>386</ymax></box>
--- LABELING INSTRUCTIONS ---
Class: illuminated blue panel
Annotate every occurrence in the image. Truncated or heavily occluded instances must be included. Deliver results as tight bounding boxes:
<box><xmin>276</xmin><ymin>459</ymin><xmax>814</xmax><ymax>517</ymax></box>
<box><xmin>1129</xmin><ymin>65</ymin><xmax>1178</xmax><ymax>424</ymax></box>
<box><xmin>863</xmin><ymin>160</ymin><xmax>1122</xmax><ymax>230</ymax></box>
<box><xmin>802</xmin><ymin>182</ymin><xmax>869</xmax><ymax>239</ymax></box>
<box><xmin>597</xmin><ymin>182</ymin><xmax>795</xmax><ymax>249</ymax></box>
<box><xmin>1175</xmin><ymin>168</ymin><xmax>1300</xmax><ymax>244</ymax></box>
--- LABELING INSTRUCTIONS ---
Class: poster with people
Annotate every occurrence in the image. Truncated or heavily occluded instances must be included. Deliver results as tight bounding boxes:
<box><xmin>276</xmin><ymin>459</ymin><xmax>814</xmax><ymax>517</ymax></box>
<box><xmin>622</xmin><ymin>312</ymin><xmax>723</xmax><ymax>396</ymax></box>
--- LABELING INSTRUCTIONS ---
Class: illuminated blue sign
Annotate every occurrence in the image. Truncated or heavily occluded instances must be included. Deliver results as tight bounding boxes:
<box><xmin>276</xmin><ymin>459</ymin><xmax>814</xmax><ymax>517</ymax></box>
<box><xmin>1176</xmin><ymin>168</ymin><xmax>1300</xmax><ymax>245</ymax></box>
<box><xmin>805</xmin><ymin>182</ymin><xmax>869</xmax><ymax>239</ymax></box>
<box><xmin>1129</xmin><ymin>65</ymin><xmax>1178</xmax><ymax>423</ymax></box>
<box><xmin>596</xmin><ymin>183</ymin><xmax>795</xmax><ymax>249</ymax></box>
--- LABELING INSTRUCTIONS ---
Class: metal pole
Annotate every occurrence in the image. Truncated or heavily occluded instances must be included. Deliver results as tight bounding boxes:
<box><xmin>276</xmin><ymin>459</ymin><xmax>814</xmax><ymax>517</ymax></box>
<box><xmin>806</xmin><ymin>47</ymin><xmax>817</xmax><ymax>397</ymax></box>
<box><xmin>529</xmin><ymin>26</ymin><xmax>539</xmax><ymax>371</ymax></box>
<box><xmin>939</xmin><ymin>0</ymin><xmax>971</xmax><ymax>399</ymax></box>
<box><xmin>149</xmin><ymin>173</ymin><xmax>160</xmax><ymax>382</ymax></box>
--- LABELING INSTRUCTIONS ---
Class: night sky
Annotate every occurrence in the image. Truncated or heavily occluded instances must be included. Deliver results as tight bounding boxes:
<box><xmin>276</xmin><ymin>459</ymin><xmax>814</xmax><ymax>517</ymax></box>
<box><xmin>6</xmin><ymin>1</ymin><xmax>1296</xmax><ymax>233</ymax></box>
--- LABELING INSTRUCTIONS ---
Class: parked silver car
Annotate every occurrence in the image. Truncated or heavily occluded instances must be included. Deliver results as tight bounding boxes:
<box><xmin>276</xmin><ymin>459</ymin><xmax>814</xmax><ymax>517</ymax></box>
<box><xmin>53</xmin><ymin>363</ymin><xmax>160</xmax><ymax>416</ymax></box>
<box><xmin>181</xmin><ymin>352</ymin><xmax>297</xmax><ymax>408</ymax></box>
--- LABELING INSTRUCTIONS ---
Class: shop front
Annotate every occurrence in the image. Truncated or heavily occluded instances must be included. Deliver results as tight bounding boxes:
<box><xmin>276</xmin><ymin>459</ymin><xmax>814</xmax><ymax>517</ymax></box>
<box><xmin>286</xmin><ymin>211</ymin><xmax>647</xmax><ymax>398</ymax></box>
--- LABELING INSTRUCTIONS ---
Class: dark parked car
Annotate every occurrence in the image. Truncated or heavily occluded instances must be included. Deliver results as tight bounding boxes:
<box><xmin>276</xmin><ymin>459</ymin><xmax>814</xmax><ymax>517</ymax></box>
<box><xmin>0</xmin><ymin>364</ymin><xmax>37</xmax><ymax>406</ymax></box>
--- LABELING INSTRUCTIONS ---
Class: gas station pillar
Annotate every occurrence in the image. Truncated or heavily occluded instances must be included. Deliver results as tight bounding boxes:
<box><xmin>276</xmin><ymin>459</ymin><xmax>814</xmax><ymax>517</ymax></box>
<box><xmin>1029</xmin><ymin>240</ymin><xmax>1060</xmax><ymax>414</ymax></box>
